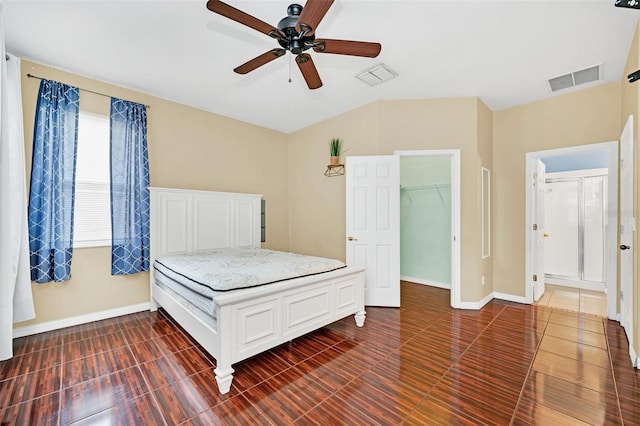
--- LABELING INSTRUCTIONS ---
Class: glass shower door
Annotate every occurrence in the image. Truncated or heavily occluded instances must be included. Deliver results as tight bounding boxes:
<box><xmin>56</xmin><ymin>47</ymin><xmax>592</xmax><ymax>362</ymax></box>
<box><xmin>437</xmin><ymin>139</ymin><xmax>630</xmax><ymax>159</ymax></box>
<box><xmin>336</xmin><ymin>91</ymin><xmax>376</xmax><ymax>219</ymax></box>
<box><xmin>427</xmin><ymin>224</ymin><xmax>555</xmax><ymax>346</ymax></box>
<box><xmin>544</xmin><ymin>175</ymin><xmax>605</xmax><ymax>284</ymax></box>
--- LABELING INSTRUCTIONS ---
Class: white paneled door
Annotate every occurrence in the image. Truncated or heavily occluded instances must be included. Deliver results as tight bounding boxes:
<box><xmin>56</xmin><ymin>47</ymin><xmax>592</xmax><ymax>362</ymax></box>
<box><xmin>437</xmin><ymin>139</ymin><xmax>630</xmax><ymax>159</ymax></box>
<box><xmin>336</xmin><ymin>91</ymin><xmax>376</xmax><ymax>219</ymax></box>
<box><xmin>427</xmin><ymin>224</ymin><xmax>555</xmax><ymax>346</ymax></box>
<box><xmin>346</xmin><ymin>156</ymin><xmax>400</xmax><ymax>307</ymax></box>
<box><xmin>619</xmin><ymin>115</ymin><xmax>634</xmax><ymax>358</ymax></box>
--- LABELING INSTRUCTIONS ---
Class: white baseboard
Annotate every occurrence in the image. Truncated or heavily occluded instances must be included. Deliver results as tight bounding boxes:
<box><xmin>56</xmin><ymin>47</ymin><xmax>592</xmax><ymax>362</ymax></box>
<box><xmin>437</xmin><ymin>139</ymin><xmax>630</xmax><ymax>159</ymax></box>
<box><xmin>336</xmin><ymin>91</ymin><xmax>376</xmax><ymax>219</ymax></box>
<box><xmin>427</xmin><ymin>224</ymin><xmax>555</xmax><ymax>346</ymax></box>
<box><xmin>458</xmin><ymin>292</ymin><xmax>494</xmax><ymax>310</ymax></box>
<box><xmin>493</xmin><ymin>292</ymin><xmax>527</xmax><ymax>304</ymax></box>
<box><xmin>457</xmin><ymin>292</ymin><xmax>528</xmax><ymax>310</ymax></box>
<box><xmin>630</xmin><ymin>343</ymin><xmax>639</xmax><ymax>369</ymax></box>
<box><xmin>13</xmin><ymin>302</ymin><xmax>151</xmax><ymax>338</ymax></box>
<box><xmin>400</xmin><ymin>275</ymin><xmax>450</xmax><ymax>289</ymax></box>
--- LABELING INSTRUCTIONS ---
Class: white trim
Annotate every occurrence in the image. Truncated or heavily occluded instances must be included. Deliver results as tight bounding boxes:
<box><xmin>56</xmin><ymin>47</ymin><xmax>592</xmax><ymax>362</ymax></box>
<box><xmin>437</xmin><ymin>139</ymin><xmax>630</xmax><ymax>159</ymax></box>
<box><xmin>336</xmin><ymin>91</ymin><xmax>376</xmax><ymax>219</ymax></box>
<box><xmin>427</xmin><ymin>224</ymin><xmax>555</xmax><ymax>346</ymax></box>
<box><xmin>395</xmin><ymin>149</ymin><xmax>461</xmax><ymax>310</ymax></box>
<box><xmin>400</xmin><ymin>275</ymin><xmax>450</xmax><ymax>289</ymax></box>
<box><xmin>493</xmin><ymin>292</ymin><xmax>527</xmax><ymax>304</ymax></box>
<box><xmin>12</xmin><ymin>302</ymin><xmax>150</xmax><ymax>338</ymax></box>
<box><xmin>481</xmin><ymin>167</ymin><xmax>491</xmax><ymax>259</ymax></box>
<box><xmin>546</xmin><ymin>168</ymin><xmax>608</xmax><ymax>179</ymax></box>
<box><xmin>458</xmin><ymin>292</ymin><xmax>493</xmax><ymax>310</ymax></box>
<box><xmin>630</xmin><ymin>344</ymin><xmax>638</xmax><ymax>368</ymax></box>
<box><xmin>525</xmin><ymin>141</ymin><xmax>618</xmax><ymax>320</ymax></box>
<box><xmin>545</xmin><ymin>276</ymin><xmax>605</xmax><ymax>292</ymax></box>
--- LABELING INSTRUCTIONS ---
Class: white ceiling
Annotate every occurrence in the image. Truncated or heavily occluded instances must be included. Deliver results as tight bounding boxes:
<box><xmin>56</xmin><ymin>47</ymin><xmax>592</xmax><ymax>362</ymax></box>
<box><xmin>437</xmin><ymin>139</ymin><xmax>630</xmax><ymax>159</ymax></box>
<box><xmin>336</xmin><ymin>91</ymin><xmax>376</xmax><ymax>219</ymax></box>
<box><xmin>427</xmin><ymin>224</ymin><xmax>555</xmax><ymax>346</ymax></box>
<box><xmin>5</xmin><ymin>1</ymin><xmax>640</xmax><ymax>134</ymax></box>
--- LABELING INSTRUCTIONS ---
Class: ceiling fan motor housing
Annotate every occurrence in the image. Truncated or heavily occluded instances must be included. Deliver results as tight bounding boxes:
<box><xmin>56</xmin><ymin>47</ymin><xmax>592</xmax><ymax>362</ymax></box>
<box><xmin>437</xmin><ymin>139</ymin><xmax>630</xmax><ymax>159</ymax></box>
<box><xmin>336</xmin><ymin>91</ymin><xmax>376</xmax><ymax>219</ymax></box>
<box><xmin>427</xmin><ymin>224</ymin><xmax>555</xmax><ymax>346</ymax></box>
<box><xmin>277</xmin><ymin>4</ymin><xmax>315</xmax><ymax>55</ymax></box>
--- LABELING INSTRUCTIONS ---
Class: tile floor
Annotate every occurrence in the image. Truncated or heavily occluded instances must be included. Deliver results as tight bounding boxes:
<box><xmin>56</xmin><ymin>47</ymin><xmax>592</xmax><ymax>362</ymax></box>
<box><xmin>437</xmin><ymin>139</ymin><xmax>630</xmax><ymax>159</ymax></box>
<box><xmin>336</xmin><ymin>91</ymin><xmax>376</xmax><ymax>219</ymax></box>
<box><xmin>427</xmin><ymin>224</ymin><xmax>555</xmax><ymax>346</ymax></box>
<box><xmin>535</xmin><ymin>284</ymin><xmax>607</xmax><ymax>316</ymax></box>
<box><xmin>1</xmin><ymin>282</ymin><xmax>638</xmax><ymax>425</ymax></box>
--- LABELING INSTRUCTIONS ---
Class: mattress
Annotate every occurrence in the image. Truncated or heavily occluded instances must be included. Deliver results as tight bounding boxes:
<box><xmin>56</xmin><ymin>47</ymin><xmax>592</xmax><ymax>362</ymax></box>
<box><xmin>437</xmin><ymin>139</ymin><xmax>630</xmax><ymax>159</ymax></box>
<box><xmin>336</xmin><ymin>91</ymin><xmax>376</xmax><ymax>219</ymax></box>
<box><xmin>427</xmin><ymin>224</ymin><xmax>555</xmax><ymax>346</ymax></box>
<box><xmin>155</xmin><ymin>270</ymin><xmax>216</xmax><ymax>319</ymax></box>
<box><xmin>153</xmin><ymin>247</ymin><xmax>346</xmax><ymax>293</ymax></box>
<box><xmin>155</xmin><ymin>276</ymin><xmax>216</xmax><ymax>328</ymax></box>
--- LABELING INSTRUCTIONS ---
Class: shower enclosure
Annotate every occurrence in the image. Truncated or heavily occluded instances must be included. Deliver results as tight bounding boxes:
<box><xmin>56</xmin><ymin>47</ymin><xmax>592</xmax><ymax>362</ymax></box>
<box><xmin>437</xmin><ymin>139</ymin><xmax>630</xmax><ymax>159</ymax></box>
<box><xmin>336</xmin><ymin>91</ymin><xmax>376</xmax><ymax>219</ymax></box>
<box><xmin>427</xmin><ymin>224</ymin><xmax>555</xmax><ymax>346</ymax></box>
<box><xmin>543</xmin><ymin>169</ymin><xmax>606</xmax><ymax>290</ymax></box>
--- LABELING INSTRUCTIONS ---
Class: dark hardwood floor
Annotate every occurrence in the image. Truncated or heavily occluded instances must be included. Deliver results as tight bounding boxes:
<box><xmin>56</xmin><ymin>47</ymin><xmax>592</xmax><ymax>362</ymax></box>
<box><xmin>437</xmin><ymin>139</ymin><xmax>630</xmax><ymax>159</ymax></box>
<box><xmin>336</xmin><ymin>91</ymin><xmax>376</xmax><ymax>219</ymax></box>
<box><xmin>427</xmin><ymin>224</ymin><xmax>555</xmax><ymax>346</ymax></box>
<box><xmin>1</xmin><ymin>282</ymin><xmax>639</xmax><ymax>425</ymax></box>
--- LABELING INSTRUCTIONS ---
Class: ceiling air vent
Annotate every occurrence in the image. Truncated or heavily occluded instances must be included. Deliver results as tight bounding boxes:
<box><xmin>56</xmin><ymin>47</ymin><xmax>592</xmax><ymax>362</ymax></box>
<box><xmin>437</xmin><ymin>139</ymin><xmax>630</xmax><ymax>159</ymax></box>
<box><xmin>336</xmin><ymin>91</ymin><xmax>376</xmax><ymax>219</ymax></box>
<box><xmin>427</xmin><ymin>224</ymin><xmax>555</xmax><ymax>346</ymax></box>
<box><xmin>548</xmin><ymin>64</ymin><xmax>602</xmax><ymax>92</ymax></box>
<box><xmin>356</xmin><ymin>63</ymin><xmax>398</xmax><ymax>86</ymax></box>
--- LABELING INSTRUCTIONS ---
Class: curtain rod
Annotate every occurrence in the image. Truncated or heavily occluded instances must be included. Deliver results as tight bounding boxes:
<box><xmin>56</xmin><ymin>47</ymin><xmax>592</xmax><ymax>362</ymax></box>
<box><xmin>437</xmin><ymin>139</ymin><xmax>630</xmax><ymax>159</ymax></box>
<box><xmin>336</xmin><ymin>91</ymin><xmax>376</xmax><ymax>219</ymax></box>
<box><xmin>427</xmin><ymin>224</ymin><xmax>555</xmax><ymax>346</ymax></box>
<box><xmin>26</xmin><ymin>73</ymin><xmax>150</xmax><ymax>109</ymax></box>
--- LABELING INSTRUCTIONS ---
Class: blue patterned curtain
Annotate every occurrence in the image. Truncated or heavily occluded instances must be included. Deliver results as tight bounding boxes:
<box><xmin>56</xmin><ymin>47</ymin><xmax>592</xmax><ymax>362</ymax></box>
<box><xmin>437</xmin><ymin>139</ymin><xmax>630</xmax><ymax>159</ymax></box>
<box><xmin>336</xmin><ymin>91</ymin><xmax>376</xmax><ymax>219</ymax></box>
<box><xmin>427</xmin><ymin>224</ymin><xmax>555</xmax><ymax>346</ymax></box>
<box><xmin>28</xmin><ymin>80</ymin><xmax>80</xmax><ymax>283</ymax></box>
<box><xmin>110</xmin><ymin>98</ymin><xmax>149</xmax><ymax>275</ymax></box>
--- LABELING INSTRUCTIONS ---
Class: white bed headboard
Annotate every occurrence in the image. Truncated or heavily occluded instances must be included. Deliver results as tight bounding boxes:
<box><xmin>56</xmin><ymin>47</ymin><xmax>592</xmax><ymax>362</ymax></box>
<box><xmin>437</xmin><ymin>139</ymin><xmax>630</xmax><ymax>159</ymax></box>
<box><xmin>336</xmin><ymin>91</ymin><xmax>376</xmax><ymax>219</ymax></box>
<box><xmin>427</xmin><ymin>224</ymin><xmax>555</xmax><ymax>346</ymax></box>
<box><xmin>149</xmin><ymin>187</ymin><xmax>262</xmax><ymax>259</ymax></box>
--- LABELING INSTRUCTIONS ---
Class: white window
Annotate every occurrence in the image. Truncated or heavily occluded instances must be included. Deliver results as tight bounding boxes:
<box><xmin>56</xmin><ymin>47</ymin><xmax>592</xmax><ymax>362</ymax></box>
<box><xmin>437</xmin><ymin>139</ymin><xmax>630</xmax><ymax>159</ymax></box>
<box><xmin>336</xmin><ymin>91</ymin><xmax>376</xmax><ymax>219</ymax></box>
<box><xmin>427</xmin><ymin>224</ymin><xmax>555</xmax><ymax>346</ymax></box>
<box><xmin>73</xmin><ymin>111</ymin><xmax>111</xmax><ymax>248</ymax></box>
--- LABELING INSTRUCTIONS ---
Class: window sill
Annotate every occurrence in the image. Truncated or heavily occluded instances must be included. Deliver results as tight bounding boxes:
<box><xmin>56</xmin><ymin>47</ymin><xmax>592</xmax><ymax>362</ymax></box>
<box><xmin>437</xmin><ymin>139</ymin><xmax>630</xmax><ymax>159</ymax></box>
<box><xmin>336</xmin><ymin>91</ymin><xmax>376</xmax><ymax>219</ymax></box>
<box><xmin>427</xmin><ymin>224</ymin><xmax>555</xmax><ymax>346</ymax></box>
<box><xmin>73</xmin><ymin>239</ymin><xmax>111</xmax><ymax>249</ymax></box>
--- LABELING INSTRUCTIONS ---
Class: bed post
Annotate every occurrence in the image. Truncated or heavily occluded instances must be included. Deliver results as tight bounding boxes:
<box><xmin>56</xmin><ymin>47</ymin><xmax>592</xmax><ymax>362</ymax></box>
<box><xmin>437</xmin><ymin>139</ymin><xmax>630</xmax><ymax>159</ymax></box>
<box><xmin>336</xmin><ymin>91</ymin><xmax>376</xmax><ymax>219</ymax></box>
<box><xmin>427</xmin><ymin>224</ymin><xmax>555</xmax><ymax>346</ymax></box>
<box><xmin>214</xmin><ymin>303</ymin><xmax>235</xmax><ymax>394</ymax></box>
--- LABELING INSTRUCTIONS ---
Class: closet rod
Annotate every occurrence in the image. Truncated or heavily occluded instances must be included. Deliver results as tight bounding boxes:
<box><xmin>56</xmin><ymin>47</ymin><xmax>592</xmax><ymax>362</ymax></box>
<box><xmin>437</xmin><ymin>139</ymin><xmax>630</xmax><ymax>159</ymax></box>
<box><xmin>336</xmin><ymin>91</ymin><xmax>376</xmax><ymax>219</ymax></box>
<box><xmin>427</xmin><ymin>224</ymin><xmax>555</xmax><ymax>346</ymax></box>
<box><xmin>400</xmin><ymin>183</ymin><xmax>450</xmax><ymax>191</ymax></box>
<box><xmin>26</xmin><ymin>73</ymin><xmax>150</xmax><ymax>109</ymax></box>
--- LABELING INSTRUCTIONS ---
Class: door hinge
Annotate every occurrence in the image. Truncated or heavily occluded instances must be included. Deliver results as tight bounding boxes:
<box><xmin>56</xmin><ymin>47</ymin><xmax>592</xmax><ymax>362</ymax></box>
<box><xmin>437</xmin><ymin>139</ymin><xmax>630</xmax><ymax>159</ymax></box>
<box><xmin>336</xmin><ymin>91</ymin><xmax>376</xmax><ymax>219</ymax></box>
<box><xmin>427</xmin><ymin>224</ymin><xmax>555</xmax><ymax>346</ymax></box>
<box><xmin>533</xmin><ymin>274</ymin><xmax>538</xmax><ymax>282</ymax></box>
<box><xmin>621</xmin><ymin>291</ymin><xmax>624</xmax><ymax>301</ymax></box>
<box><xmin>533</xmin><ymin>224</ymin><xmax>538</xmax><ymax>231</ymax></box>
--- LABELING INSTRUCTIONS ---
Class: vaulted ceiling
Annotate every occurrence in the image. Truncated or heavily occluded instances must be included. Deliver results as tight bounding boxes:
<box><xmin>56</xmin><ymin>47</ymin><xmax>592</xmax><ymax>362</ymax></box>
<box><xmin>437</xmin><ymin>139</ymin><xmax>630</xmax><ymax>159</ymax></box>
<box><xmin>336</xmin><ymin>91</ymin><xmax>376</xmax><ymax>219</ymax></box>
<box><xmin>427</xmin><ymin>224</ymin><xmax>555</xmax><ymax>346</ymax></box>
<box><xmin>5</xmin><ymin>1</ymin><xmax>640</xmax><ymax>133</ymax></box>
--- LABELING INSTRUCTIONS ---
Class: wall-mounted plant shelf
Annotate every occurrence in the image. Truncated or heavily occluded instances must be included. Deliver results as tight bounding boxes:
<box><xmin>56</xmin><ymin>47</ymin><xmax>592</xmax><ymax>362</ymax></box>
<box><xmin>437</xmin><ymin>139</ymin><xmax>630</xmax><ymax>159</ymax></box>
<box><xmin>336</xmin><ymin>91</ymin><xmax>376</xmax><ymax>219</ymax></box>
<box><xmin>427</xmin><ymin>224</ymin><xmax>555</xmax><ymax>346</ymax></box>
<box><xmin>325</xmin><ymin>164</ymin><xmax>344</xmax><ymax>177</ymax></box>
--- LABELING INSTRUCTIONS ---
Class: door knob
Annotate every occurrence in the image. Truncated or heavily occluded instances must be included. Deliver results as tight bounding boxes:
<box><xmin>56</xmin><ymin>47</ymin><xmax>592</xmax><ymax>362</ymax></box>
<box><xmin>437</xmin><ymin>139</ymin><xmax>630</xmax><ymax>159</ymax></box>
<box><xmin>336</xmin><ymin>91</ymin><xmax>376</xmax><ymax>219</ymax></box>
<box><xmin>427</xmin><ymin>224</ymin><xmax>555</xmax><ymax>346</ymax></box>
<box><xmin>620</xmin><ymin>244</ymin><xmax>631</xmax><ymax>250</ymax></box>
<box><xmin>347</xmin><ymin>236</ymin><xmax>358</xmax><ymax>241</ymax></box>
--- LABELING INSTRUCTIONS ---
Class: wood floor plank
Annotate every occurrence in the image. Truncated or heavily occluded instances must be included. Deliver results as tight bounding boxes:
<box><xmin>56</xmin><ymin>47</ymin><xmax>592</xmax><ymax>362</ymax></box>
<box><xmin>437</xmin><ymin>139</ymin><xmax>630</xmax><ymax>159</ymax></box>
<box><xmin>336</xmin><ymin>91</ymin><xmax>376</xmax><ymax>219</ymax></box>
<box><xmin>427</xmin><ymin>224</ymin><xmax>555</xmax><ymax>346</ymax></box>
<box><xmin>60</xmin><ymin>366</ymin><xmax>149</xmax><ymax>424</ymax></box>
<box><xmin>0</xmin><ymin>365</ymin><xmax>60</xmax><ymax>409</ymax></box>
<box><xmin>405</xmin><ymin>396</ymin><xmax>486</xmax><ymax>426</ymax></box>
<box><xmin>243</xmin><ymin>366</ymin><xmax>334</xmax><ymax>425</ymax></box>
<box><xmin>2</xmin><ymin>282</ymin><xmax>637</xmax><ymax>426</ymax></box>
<box><xmin>185</xmin><ymin>394</ymin><xmax>272</xmax><ymax>426</ymax></box>
<box><xmin>538</xmin><ymin>334</ymin><xmax>610</xmax><ymax>368</ymax></box>
<box><xmin>544</xmin><ymin>322</ymin><xmax>608</xmax><ymax>349</ymax></box>
<box><xmin>67</xmin><ymin>392</ymin><xmax>164</xmax><ymax>426</ymax></box>
<box><xmin>0</xmin><ymin>391</ymin><xmax>60</xmax><ymax>425</ymax></box>
<box><xmin>62</xmin><ymin>345</ymin><xmax>137</xmax><ymax>388</ymax></box>
<box><xmin>521</xmin><ymin>370</ymin><xmax>621</xmax><ymax>425</ymax></box>
<box><xmin>532</xmin><ymin>349</ymin><xmax>616</xmax><ymax>394</ymax></box>
<box><xmin>0</xmin><ymin>345</ymin><xmax>62</xmax><ymax>381</ymax></box>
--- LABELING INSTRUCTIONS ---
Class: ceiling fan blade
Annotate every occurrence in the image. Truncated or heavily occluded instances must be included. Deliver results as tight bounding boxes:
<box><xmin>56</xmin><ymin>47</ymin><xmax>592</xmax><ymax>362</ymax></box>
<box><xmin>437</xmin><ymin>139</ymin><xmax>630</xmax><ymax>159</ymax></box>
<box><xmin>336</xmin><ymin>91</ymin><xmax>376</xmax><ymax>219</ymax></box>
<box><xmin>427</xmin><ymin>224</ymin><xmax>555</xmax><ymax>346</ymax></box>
<box><xmin>296</xmin><ymin>54</ymin><xmax>322</xmax><ymax>89</ymax></box>
<box><xmin>234</xmin><ymin>49</ymin><xmax>286</xmax><ymax>74</ymax></box>
<box><xmin>296</xmin><ymin>0</ymin><xmax>335</xmax><ymax>33</ymax></box>
<box><xmin>206</xmin><ymin>0</ymin><xmax>282</xmax><ymax>38</ymax></box>
<box><xmin>313</xmin><ymin>39</ymin><xmax>382</xmax><ymax>58</ymax></box>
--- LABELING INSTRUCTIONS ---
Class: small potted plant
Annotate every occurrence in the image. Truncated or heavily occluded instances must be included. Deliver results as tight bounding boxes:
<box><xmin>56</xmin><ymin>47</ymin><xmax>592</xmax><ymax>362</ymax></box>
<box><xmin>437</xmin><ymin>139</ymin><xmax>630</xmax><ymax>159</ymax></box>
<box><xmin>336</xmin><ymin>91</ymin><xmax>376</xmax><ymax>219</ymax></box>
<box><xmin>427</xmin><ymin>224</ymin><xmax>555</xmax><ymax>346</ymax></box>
<box><xmin>329</xmin><ymin>138</ymin><xmax>342</xmax><ymax>165</ymax></box>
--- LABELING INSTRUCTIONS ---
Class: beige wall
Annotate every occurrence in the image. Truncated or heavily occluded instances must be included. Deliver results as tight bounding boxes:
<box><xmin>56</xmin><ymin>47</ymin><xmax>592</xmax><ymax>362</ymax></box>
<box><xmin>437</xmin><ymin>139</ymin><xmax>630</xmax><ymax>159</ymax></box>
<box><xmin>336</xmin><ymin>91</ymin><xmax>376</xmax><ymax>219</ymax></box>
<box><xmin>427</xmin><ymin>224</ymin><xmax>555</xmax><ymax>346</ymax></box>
<box><xmin>478</xmin><ymin>100</ymin><xmax>494</xmax><ymax>299</ymax></box>
<box><xmin>17</xmin><ymin>49</ymin><xmax>639</xmax><ymax>356</ymax></box>
<box><xmin>621</xmin><ymin>23</ymin><xmax>640</xmax><ymax>360</ymax></box>
<box><xmin>287</xmin><ymin>102</ymin><xmax>380</xmax><ymax>259</ymax></box>
<box><xmin>17</xmin><ymin>60</ymin><xmax>289</xmax><ymax>327</ymax></box>
<box><xmin>288</xmin><ymin>97</ymin><xmax>489</xmax><ymax>303</ymax></box>
<box><xmin>493</xmin><ymin>82</ymin><xmax>621</xmax><ymax>298</ymax></box>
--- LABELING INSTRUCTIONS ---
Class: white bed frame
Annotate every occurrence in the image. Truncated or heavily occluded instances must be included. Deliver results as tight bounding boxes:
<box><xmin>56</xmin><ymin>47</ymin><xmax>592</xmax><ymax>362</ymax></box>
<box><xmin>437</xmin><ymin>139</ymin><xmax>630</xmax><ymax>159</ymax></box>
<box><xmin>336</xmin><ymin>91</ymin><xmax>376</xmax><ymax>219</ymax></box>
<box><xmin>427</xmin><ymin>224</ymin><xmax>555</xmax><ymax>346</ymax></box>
<box><xmin>149</xmin><ymin>187</ymin><xmax>366</xmax><ymax>394</ymax></box>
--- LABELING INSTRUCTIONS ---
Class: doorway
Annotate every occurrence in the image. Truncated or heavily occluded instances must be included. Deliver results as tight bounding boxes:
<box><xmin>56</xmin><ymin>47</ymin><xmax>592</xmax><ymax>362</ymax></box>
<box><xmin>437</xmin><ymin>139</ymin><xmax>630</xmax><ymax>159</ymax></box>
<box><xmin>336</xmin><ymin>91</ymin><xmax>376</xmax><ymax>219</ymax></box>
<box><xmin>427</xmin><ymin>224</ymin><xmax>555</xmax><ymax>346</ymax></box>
<box><xmin>543</xmin><ymin>167</ymin><xmax>607</xmax><ymax>292</ymax></box>
<box><xmin>399</xmin><ymin>156</ymin><xmax>452</xmax><ymax>289</ymax></box>
<box><xmin>395</xmin><ymin>150</ymin><xmax>461</xmax><ymax>309</ymax></box>
<box><xmin>525</xmin><ymin>141</ymin><xmax>618</xmax><ymax>319</ymax></box>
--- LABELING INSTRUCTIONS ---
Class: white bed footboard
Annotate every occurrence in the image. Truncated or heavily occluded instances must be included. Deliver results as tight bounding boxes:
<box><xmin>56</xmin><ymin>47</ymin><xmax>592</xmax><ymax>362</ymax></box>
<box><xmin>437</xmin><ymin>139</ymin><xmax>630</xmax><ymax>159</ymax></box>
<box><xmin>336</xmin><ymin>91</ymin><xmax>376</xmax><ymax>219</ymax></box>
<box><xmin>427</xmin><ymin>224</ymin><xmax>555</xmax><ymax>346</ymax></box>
<box><xmin>149</xmin><ymin>187</ymin><xmax>366</xmax><ymax>394</ymax></box>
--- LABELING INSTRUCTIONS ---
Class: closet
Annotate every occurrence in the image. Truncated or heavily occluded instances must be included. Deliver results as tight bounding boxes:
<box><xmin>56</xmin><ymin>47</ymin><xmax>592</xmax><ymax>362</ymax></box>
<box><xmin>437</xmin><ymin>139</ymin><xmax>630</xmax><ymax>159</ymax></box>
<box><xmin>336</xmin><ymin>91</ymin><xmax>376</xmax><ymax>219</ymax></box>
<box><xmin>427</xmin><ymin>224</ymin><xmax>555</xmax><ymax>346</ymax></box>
<box><xmin>400</xmin><ymin>156</ymin><xmax>452</xmax><ymax>288</ymax></box>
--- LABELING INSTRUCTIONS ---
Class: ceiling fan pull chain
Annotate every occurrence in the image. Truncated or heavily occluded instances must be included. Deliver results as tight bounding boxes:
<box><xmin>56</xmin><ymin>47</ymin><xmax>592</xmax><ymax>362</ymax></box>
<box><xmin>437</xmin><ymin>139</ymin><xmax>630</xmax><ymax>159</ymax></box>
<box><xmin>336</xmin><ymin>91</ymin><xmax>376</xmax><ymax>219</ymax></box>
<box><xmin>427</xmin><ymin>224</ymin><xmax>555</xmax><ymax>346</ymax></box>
<box><xmin>288</xmin><ymin>53</ymin><xmax>292</xmax><ymax>83</ymax></box>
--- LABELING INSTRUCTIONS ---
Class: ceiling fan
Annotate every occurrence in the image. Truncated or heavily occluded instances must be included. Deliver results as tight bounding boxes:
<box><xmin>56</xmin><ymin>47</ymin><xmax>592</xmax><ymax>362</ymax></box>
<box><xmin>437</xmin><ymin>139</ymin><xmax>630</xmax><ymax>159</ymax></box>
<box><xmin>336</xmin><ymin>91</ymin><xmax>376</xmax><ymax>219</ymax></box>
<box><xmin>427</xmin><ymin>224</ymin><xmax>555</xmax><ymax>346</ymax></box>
<box><xmin>206</xmin><ymin>0</ymin><xmax>382</xmax><ymax>89</ymax></box>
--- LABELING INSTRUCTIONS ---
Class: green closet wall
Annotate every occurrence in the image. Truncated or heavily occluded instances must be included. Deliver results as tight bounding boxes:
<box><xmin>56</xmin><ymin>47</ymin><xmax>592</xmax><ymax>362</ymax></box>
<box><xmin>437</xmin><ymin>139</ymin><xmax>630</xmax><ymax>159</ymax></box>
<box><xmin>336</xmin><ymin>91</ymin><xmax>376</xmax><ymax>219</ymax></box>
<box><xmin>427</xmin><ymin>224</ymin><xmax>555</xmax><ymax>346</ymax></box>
<box><xmin>400</xmin><ymin>156</ymin><xmax>452</xmax><ymax>286</ymax></box>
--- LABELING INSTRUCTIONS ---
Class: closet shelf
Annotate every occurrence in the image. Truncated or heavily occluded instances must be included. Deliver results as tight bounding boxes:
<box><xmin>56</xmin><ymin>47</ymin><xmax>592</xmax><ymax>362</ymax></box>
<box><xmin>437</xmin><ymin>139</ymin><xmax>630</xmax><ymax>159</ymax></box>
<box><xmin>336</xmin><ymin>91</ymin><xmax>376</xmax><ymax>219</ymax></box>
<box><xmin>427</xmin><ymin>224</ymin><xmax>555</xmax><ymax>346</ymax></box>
<box><xmin>325</xmin><ymin>164</ymin><xmax>345</xmax><ymax>177</ymax></box>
